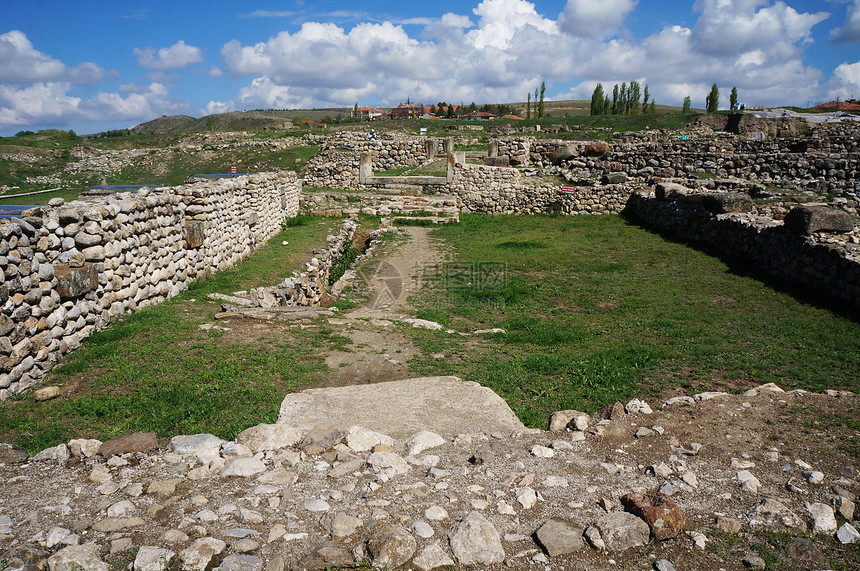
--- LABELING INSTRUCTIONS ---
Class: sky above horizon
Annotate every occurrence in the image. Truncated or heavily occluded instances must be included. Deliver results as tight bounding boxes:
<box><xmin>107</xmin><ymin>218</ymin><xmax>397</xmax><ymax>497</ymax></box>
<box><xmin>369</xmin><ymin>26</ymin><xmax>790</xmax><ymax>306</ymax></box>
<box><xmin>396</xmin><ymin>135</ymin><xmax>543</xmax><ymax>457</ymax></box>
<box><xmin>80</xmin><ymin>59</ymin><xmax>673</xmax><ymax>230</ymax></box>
<box><xmin>1</xmin><ymin>0</ymin><xmax>859</xmax><ymax>135</ymax></box>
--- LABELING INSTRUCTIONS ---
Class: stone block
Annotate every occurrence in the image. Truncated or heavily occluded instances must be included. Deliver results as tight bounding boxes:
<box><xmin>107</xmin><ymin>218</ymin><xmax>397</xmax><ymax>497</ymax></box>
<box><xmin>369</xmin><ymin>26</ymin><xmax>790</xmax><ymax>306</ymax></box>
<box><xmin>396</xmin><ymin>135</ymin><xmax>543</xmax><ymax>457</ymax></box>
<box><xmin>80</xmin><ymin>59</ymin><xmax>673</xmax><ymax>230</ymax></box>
<box><xmin>481</xmin><ymin>156</ymin><xmax>510</xmax><ymax>167</ymax></box>
<box><xmin>784</xmin><ymin>205</ymin><xmax>854</xmax><ymax>235</ymax></box>
<box><xmin>700</xmin><ymin>192</ymin><xmax>754</xmax><ymax>214</ymax></box>
<box><xmin>602</xmin><ymin>172</ymin><xmax>628</xmax><ymax>185</ymax></box>
<box><xmin>655</xmin><ymin>182</ymin><xmax>689</xmax><ymax>199</ymax></box>
<box><xmin>54</xmin><ymin>263</ymin><xmax>98</xmax><ymax>300</ymax></box>
<box><xmin>184</xmin><ymin>220</ymin><xmax>205</xmax><ymax>249</ymax></box>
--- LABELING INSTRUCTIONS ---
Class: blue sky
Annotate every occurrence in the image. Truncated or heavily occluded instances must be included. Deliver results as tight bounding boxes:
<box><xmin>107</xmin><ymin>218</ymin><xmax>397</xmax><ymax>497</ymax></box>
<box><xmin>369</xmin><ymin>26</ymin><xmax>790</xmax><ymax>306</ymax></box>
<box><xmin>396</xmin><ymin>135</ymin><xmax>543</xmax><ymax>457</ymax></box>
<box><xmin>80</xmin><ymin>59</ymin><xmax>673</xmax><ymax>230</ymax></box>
<box><xmin>1</xmin><ymin>0</ymin><xmax>859</xmax><ymax>135</ymax></box>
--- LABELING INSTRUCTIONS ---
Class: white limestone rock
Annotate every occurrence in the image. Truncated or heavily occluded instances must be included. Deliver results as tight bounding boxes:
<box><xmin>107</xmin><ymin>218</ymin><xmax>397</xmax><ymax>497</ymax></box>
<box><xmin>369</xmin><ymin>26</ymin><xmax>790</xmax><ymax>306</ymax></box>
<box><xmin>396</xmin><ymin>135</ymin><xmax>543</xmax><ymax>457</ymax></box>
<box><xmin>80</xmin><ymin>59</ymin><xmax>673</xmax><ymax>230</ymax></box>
<box><xmin>625</xmin><ymin>399</ymin><xmax>653</xmax><ymax>414</ymax></box>
<box><xmin>47</xmin><ymin>544</ymin><xmax>109</xmax><ymax>571</ymax></box>
<box><xmin>236</xmin><ymin>423</ymin><xmax>305</xmax><ymax>453</ymax></box>
<box><xmin>69</xmin><ymin>438</ymin><xmax>102</xmax><ymax>458</ymax></box>
<box><xmin>168</xmin><ymin>434</ymin><xmax>224</xmax><ymax>462</ymax></box>
<box><xmin>179</xmin><ymin>537</ymin><xmax>226</xmax><ymax>571</ymax></box>
<box><xmin>407</xmin><ymin>430</ymin><xmax>446</xmax><ymax>456</ymax></box>
<box><xmin>593</xmin><ymin>512</ymin><xmax>650</xmax><ymax>551</ymax></box>
<box><xmin>808</xmin><ymin>502</ymin><xmax>837</xmax><ymax>533</ymax></box>
<box><xmin>449</xmin><ymin>511</ymin><xmax>505</xmax><ymax>565</ymax></box>
<box><xmin>413</xmin><ymin>541</ymin><xmax>455</xmax><ymax>571</ymax></box>
<box><xmin>368</xmin><ymin>451</ymin><xmax>410</xmax><ymax>481</ymax></box>
<box><xmin>33</xmin><ymin>443</ymin><xmax>69</xmax><ymax>462</ymax></box>
<box><xmin>348</xmin><ymin>426</ymin><xmax>396</xmax><ymax>452</ymax></box>
<box><xmin>219</xmin><ymin>457</ymin><xmax>267</xmax><ymax>478</ymax></box>
<box><xmin>133</xmin><ymin>546</ymin><xmax>175</xmax><ymax>571</ymax></box>
<box><xmin>837</xmin><ymin>522</ymin><xmax>859</xmax><ymax>544</ymax></box>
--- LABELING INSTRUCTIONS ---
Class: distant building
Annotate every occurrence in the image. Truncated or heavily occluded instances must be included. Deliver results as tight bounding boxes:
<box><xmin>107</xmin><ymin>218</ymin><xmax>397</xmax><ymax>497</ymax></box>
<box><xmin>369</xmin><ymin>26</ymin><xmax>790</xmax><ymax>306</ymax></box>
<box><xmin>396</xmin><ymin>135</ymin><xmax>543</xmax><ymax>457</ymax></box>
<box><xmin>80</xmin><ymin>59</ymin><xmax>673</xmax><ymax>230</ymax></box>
<box><xmin>389</xmin><ymin>103</ymin><xmax>420</xmax><ymax>120</ymax></box>
<box><xmin>465</xmin><ymin>111</ymin><xmax>498</xmax><ymax>120</ymax></box>
<box><xmin>354</xmin><ymin>106</ymin><xmax>384</xmax><ymax>122</ymax></box>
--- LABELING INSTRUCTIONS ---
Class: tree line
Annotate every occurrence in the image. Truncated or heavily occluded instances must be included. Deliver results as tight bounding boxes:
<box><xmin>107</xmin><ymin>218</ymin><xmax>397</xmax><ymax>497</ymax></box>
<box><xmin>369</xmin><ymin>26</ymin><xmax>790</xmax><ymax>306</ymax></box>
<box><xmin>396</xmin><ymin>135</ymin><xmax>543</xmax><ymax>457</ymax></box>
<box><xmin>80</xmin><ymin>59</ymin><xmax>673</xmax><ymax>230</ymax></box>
<box><xmin>525</xmin><ymin>82</ymin><xmax>546</xmax><ymax>119</ymax></box>
<box><xmin>590</xmin><ymin>81</ymin><xmax>656</xmax><ymax>116</ymax></box>
<box><xmin>591</xmin><ymin>82</ymin><xmax>739</xmax><ymax>115</ymax></box>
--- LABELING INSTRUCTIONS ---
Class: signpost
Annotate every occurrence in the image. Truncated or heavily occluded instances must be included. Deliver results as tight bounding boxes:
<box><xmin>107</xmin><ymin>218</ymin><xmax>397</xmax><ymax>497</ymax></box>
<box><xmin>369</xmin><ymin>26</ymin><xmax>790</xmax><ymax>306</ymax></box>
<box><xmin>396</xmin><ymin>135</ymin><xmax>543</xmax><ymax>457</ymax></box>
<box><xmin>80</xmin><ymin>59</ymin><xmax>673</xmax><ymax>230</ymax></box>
<box><xmin>230</xmin><ymin>165</ymin><xmax>237</xmax><ymax>174</ymax></box>
<box><xmin>560</xmin><ymin>185</ymin><xmax>577</xmax><ymax>195</ymax></box>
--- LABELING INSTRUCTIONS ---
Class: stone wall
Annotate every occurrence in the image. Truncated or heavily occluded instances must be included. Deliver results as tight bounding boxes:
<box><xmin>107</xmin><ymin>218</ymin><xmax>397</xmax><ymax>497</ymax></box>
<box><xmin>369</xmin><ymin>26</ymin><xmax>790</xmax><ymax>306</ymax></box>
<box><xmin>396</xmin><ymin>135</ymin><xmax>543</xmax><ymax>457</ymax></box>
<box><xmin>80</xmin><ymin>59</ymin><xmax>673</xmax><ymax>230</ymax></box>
<box><xmin>0</xmin><ymin>172</ymin><xmax>300</xmax><ymax>396</ymax></box>
<box><xmin>495</xmin><ymin>124</ymin><xmax>859</xmax><ymax>195</ymax></box>
<box><xmin>304</xmin><ymin>133</ymin><xmax>434</xmax><ymax>190</ymax></box>
<box><xmin>444</xmin><ymin>163</ymin><xmax>633</xmax><ymax>215</ymax></box>
<box><xmin>623</xmin><ymin>188</ymin><xmax>860</xmax><ymax>310</ymax></box>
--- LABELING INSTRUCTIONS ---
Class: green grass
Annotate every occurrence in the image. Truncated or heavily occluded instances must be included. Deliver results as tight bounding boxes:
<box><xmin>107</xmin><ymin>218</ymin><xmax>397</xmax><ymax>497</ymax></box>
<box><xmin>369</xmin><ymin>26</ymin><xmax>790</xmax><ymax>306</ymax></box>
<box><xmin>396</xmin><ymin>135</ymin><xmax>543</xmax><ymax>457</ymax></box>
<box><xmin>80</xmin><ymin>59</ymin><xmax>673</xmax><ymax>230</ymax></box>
<box><xmin>110</xmin><ymin>144</ymin><xmax>320</xmax><ymax>186</ymax></box>
<box><xmin>405</xmin><ymin>213</ymin><xmax>860</xmax><ymax>428</ymax></box>
<box><xmin>0</xmin><ymin>217</ymin><xmax>343</xmax><ymax>454</ymax></box>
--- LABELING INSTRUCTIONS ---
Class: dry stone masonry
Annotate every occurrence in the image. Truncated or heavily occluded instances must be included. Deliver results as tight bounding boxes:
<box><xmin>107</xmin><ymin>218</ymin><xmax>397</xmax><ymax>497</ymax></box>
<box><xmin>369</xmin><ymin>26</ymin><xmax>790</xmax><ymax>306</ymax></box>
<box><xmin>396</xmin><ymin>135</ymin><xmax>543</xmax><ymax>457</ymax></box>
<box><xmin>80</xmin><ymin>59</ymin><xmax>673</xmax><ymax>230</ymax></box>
<box><xmin>0</xmin><ymin>172</ymin><xmax>300</xmax><ymax>396</ymax></box>
<box><xmin>624</xmin><ymin>181</ymin><xmax>860</xmax><ymax>310</ymax></box>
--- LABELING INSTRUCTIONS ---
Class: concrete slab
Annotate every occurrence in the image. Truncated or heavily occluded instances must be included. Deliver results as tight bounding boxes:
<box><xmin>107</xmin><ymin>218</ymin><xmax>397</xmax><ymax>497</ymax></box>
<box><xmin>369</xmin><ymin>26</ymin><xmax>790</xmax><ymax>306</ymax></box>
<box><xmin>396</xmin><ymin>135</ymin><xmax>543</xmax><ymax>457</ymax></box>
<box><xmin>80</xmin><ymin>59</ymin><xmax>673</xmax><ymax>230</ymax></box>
<box><xmin>277</xmin><ymin>376</ymin><xmax>528</xmax><ymax>439</ymax></box>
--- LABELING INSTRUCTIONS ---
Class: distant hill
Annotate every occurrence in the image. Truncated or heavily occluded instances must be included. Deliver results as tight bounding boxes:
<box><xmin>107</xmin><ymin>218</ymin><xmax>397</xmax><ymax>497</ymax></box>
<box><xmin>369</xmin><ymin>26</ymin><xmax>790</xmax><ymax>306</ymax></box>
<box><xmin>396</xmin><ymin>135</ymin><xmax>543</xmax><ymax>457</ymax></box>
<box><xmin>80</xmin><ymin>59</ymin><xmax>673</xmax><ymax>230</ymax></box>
<box><xmin>129</xmin><ymin>100</ymin><xmax>687</xmax><ymax>135</ymax></box>
<box><xmin>131</xmin><ymin>108</ymin><xmax>352</xmax><ymax>134</ymax></box>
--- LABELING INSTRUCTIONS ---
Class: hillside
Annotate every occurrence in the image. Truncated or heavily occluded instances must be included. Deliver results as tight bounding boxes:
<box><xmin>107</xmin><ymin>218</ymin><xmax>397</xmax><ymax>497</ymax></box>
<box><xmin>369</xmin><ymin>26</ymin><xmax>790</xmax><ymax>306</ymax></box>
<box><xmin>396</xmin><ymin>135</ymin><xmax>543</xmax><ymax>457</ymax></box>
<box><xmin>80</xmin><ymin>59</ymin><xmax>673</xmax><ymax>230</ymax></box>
<box><xmin>128</xmin><ymin>100</ymin><xmax>688</xmax><ymax>135</ymax></box>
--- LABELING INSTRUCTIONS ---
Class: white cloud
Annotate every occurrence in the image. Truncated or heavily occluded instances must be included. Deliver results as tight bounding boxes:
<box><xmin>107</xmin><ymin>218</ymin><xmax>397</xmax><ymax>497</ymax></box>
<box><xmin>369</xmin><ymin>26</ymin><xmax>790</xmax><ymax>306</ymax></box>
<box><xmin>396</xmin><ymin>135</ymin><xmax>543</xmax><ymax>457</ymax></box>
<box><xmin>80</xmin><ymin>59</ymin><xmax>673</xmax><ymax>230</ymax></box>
<box><xmin>569</xmin><ymin>1</ymin><xmax>830</xmax><ymax>108</ymax></box>
<box><xmin>690</xmin><ymin>0</ymin><xmax>828</xmax><ymax>56</ymax></box>
<box><xmin>834</xmin><ymin>61</ymin><xmax>860</xmax><ymax>86</ymax></box>
<box><xmin>0</xmin><ymin>30</ymin><xmax>103</xmax><ymax>84</ymax></box>
<box><xmin>209</xmin><ymin>66</ymin><xmax>223</xmax><ymax>78</ymax></box>
<box><xmin>0</xmin><ymin>81</ymin><xmax>190</xmax><ymax>132</ymax></box>
<box><xmin>203</xmin><ymin>100</ymin><xmax>235</xmax><ymax>115</ymax></box>
<box><xmin>558</xmin><ymin>0</ymin><xmax>637</xmax><ymax>39</ymax></box>
<box><xmin>440</xmin><ymin>13</ymin><xmax>474</xmax><ymax>28</ymax></box>
<box><xmin>832</xmin><ymin>0</ymin><xmax>860</xmax><ymax>43</ymax></box>
<box><xmin>134</xmin><ymin>40</ymin><xmax>204</xmax><ymax>70</ymax></box>
<box><xmin>467</xmin><ymin>0</ymin><xmax>558</xmax><ymax>49</ymax></box>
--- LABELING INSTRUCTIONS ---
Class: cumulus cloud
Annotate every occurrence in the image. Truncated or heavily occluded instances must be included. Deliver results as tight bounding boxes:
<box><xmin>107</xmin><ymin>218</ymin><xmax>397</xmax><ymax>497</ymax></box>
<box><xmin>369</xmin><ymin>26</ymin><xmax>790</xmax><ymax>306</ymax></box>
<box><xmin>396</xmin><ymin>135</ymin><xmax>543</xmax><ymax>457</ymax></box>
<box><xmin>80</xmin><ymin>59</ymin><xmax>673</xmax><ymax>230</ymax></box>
<box><xmin>0</xmin><ymin>30</ymin><xmax>103</xmax><ymax>84</ymax></box>
<box><xmin>831</xmin><ymin>0</ymin><xmax>860</xmax><ymax>43</ymax></box>
<box><xmin>0</xmin><ymin>81</ymin><xmax>190</xmax><ymax>132</ymax></box>
<box><xmin>134</xmin><ymin>40</ymin><xmax>204</xmax><ymax>70</ymax></box>
<box><xmin>569</xmin><ymin>1</ymin><xmax>830</xmax><ymax>108</ymax></box>
<box><xmin>558</xmin><ymin>0</ymin><xmax>637</xmax><ymax>38</ymax></box>
<box><xmin>203</xmin><ymin>100</ymin><xmax>235</xmax><ymax>115</ymax></box>
<box><xmin>690</xmin><ymin>0</ymin><xmax>828</xmax><ymax>56</ymax></box>
<box><xmin>467</xmin><ymin>0</ymin><xmax>558</xmax><ymax>49</ymax></box>
<box><xmin>220</xmin><ymin>0</ymin><xmax>568</xmax><ymax>109</ymax></box>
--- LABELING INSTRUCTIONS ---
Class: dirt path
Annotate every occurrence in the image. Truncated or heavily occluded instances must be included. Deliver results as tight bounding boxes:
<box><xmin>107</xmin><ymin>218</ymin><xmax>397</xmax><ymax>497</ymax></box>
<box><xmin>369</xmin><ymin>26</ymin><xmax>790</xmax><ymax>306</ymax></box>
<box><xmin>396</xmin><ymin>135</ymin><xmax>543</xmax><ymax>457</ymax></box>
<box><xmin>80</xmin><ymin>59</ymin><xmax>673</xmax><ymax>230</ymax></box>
<box><xmin>323</xmin><ymin>226</ymin><xmax>445</xmax><ymax>385</ymax></box>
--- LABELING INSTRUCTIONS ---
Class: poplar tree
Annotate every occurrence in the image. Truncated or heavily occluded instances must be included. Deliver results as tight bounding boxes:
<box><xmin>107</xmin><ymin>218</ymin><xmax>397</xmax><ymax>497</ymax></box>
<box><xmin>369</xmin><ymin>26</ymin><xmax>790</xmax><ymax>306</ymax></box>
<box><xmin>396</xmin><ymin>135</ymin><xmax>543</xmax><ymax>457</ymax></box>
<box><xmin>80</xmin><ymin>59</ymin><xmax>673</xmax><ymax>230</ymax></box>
<box><xmin>526</xmin><ymin>92</ymin><xmax>531</xmax><ymax>119</ymax></box>
<box><xmin>730</xmin><ymin>87</ymin><xmax>738</xmax><ymax>110</ymax></box>
<box><xmin>630</xmin><ymin>81</ymin><xmax>641</xmax><ymax>115</ymax></box>
<box><xmin>612</xmin><ymin>84</ymin><xmax>619</xmax><ymax>115</ymax></box>
<box><xmin>682</xmin><ymin>96</ymin><xmax>692</xmax><ymax>113</ymax></box>
<box><xmin>706</xmin><ymin>83</ymin><xmax>719</xmax><ymax>113</ymax></box>
<box><xmin>620</xmin><ymin>83</ymin><xmax>627</xmax><ymax>115</ymax></box>
<box><xmin>538</xmin><ymin>81</ymin><xmax>546</xmax><ymax>118</ymax></box>
<box><xmin>590</xmin><ymin>83</ymin><xmax>605</xmax><ymax>115</ymax></box>
<box><xmin>642</xmin><ymin>85</ymin><xmax>650</xmax><ymax>114</ymax></box>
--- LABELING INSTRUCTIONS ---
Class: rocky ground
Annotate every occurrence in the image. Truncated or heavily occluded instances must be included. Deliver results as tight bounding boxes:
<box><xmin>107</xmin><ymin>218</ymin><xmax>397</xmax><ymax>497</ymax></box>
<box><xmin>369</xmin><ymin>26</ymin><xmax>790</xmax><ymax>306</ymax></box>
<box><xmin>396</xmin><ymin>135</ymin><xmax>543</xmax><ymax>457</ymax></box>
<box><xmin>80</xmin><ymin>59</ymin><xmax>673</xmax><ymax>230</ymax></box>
<box><xmin>1</xmin><ymin>220</ymin><xmax>858</xmax><ymax>571</ymax></box>
<box><xmin>0</xmin><ymin>379</ymin><xmax>858</xmax><ymax>571</ymax></box>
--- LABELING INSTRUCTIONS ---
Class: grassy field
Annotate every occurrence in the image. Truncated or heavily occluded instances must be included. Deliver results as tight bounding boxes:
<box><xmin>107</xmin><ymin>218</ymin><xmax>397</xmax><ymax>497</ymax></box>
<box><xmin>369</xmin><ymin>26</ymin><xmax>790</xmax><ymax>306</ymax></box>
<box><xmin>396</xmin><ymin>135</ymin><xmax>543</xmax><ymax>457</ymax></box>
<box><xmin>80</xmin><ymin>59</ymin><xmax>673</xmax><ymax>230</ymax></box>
<box><xmin>405</xmin><ymin>213</ymin><xmax>860</xmax><ymax>428</ymax></box>
<box><xmin>108</xmin><ymin>144</ymin><xmax>319</xmax><ymax>187</ymax></box>
<box><xmin>0</xmin><ymin>130</ymin><xmax>319</xmax><ymax>203</ymax></box>
<box><xmin>0</xmin><ymin>216</ymin><xmax>344</xmax><ymax>453</ymax></box>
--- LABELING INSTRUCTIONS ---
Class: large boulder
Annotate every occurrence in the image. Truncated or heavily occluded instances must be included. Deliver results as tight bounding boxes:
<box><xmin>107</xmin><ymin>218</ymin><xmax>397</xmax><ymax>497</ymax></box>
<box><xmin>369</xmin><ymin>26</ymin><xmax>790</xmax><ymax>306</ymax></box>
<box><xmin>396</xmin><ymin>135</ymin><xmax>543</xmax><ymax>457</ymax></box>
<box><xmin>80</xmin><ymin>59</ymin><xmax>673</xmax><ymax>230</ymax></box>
<box><xmin>783</xmin><ymin>205</ymin><xmax>855</xmax><ymax>235</ymax></box>
<box><xmin>277</xmin><ymin>377</ymin><xmax>528</xmax><ymax>439</ymax></box>
<box><xmin>655</xmin><ymin>182</ymin><xmax>690</xmax><ymax>199</ymax></box>
<box><xmin>700</xmin><ymin>192</ymin><xmax>754</xmax><ymax>214</ymax></box>
<box><xmin>583</xmin><ymin>141</ymin><xmax>611</xmax><ymax>157</ymax></box>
